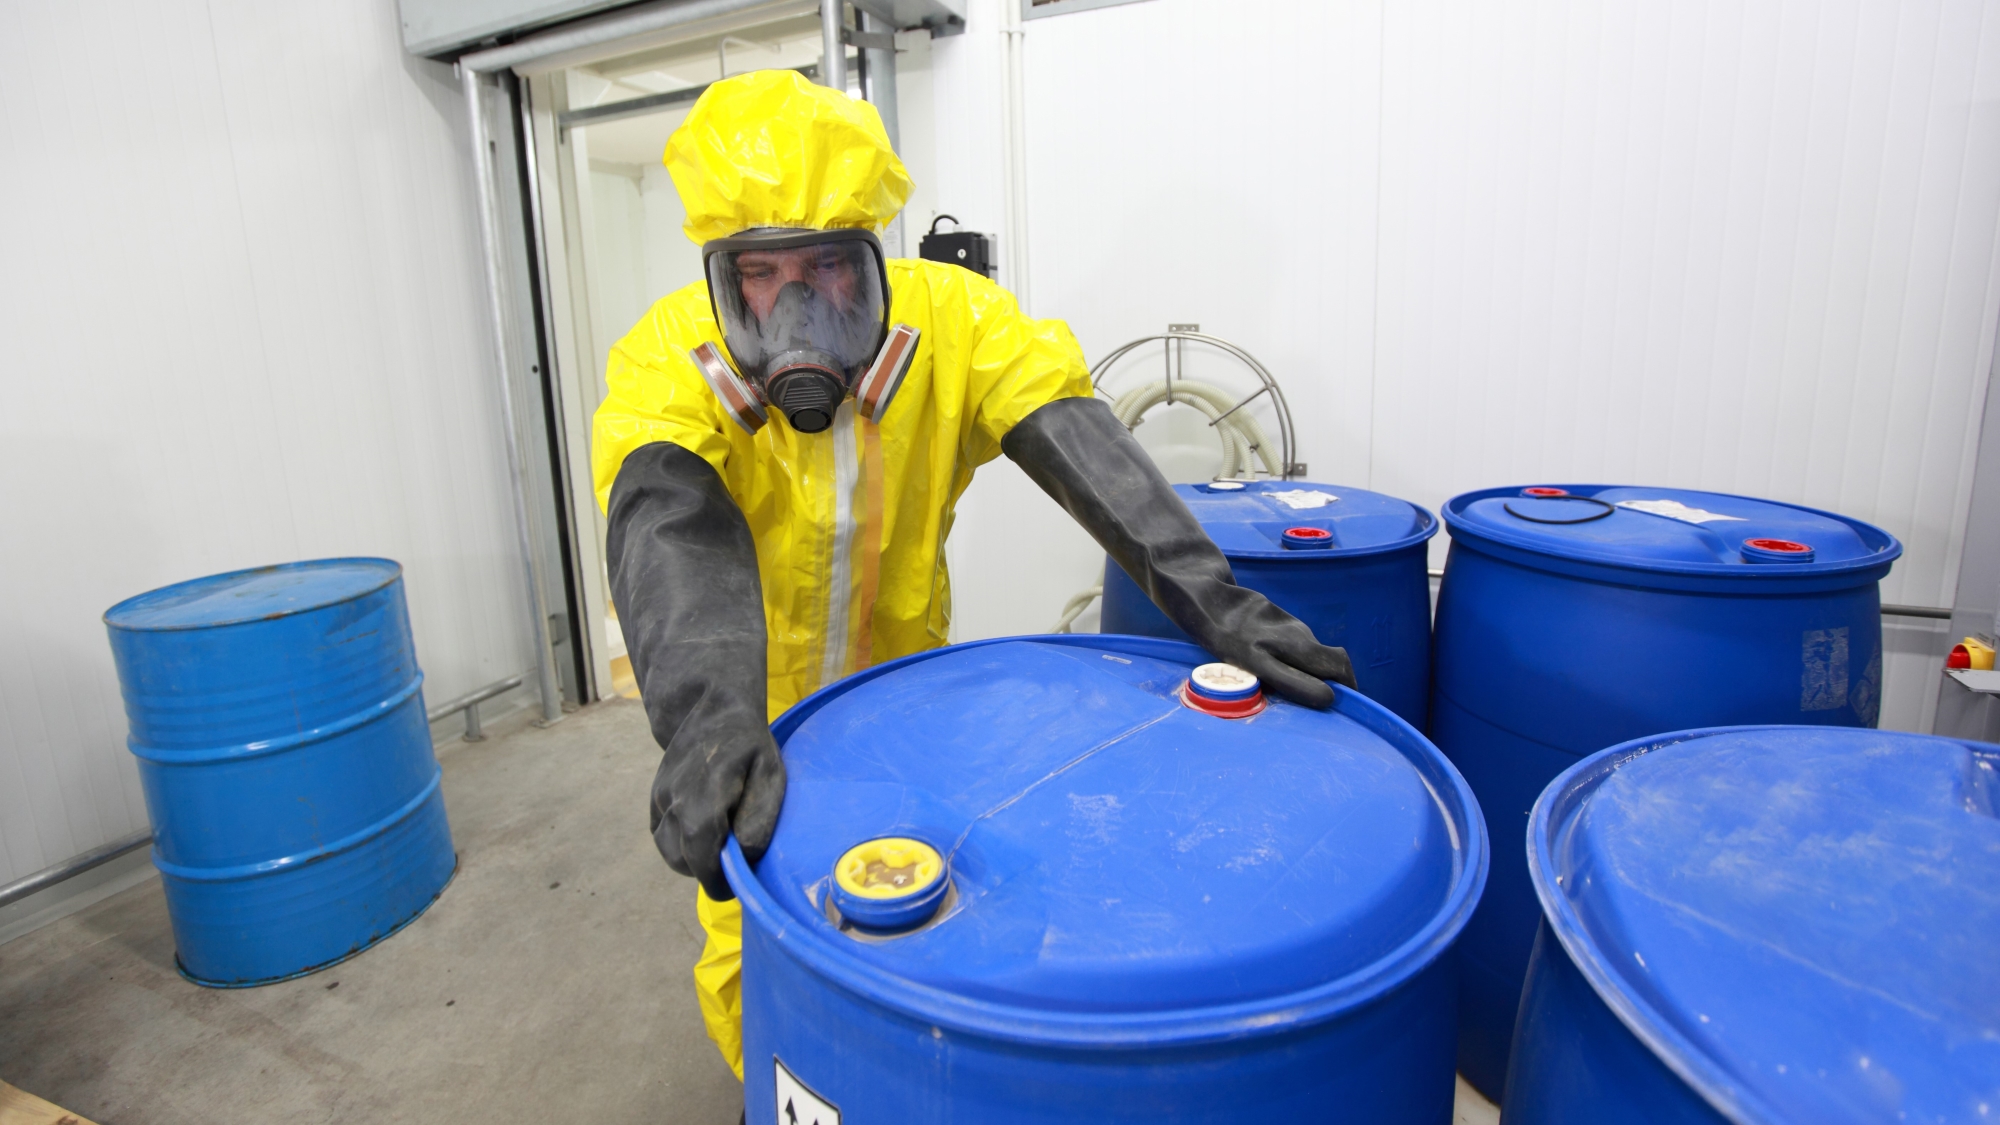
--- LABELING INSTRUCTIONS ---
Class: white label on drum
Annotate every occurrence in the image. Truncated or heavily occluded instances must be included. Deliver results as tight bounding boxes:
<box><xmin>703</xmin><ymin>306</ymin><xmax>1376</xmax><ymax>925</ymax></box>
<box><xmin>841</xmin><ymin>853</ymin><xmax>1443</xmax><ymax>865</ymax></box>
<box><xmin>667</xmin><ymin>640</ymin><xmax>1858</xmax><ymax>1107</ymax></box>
<box><xmin>775</xmin><ymin>1057</ymin><xmax>840</xmax><ymax>1125</ymax></box>
<box><xmin>1615</xmin><ymin>498</ymin><xmax>1745</xmax><ymax>524</ymax></box>
<box><xmin>1266</xmin><ymin>489</ymin><xmax>1339</xmax><ymax>510</ymax></box>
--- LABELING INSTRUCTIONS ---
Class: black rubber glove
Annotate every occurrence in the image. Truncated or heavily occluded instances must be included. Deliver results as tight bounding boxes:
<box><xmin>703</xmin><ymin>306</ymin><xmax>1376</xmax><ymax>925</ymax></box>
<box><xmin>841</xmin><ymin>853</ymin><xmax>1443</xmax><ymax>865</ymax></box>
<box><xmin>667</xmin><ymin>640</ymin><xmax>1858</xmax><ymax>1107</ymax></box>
<box><xmin>607</xmin><ymin>442</ymin><xmax>784</xmax><ymax>901</ymax></box>
<box><xmin>1002</xmin><ymin>396</ymin><xmax>1358</xmax><ymax>708</ymax></box>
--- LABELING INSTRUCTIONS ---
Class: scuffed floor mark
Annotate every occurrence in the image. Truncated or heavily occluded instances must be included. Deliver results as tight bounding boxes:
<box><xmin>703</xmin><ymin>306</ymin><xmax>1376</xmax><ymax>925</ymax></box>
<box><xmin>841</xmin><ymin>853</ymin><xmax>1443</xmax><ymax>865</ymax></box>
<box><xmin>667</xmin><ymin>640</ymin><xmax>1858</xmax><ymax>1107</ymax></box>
<box><xmin>945</xmin><ymin>707</ymin><xmax>1179</xmax><ymax>865</ymax></box>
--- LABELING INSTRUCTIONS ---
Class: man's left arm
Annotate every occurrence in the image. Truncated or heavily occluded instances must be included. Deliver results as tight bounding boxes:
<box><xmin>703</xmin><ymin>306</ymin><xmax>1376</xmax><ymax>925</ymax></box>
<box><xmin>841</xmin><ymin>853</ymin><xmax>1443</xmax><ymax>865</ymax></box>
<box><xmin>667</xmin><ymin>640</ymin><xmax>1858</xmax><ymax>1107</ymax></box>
<box><xmin>1001</xmin><ymin>397</ymin><xmax>1356</xmax><ymax>707</ymax></box>
<box><xmin>949</xmin><ymin>276</ymin><xmax>1357</xmax><ymax>707</ymax></box>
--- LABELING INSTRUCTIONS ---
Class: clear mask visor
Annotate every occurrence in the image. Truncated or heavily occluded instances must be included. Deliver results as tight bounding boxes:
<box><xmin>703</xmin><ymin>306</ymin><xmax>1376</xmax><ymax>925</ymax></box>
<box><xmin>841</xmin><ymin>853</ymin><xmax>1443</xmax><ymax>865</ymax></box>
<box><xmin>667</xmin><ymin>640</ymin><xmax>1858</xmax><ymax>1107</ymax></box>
<box><xmin>707</xmin><ymin>231</ymin><xmax>887</xmax><ymax>374</ymax></box>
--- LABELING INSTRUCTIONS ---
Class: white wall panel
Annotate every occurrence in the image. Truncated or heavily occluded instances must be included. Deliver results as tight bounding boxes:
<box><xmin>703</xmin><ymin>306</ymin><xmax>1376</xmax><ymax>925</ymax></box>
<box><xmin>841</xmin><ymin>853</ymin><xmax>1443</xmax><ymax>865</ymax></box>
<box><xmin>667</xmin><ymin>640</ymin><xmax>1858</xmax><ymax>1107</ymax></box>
<box><xmin>939</xmin><ymin>0</ymin><xmax>2000</xmax><ymax>732</ymax></box>
<box><xmin>945</xmin><ymin>0</ymin><xmax>1385</xmax><ymax>642</ymax></box>
<box><xmin>928</xmin><ymin>0</ymin><xmax>1065</xmax><ymax>642</ymax></box>
<box><xmin>586</xmin><ymin>167</ymin><xmax>651</xmax><ymax>356</ymax></box>
<box><xmin>927</xmin><ymin>0</ymin><xmax>1011</xmax><ymax>268</ymax></box>
<box><xmin>1370</xmin><ymin>0</ymin><xmax>2000</xmax><ymax>731</ymax></box>
<box><xmin>0</xmin><ymin>0</ymin><xmax>533</xmax><ymax>883</ymax></box>
<box><xmin>892</xmin><ymin>29</ymin><xmax>943</xmax><ymax>246</ymax></box>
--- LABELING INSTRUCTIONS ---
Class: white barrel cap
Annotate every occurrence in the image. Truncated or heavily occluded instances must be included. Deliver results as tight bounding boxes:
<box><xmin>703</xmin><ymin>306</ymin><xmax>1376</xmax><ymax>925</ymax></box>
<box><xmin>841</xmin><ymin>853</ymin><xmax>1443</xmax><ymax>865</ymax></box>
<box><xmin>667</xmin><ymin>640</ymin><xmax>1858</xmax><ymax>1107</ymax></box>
<box><xmin>1190</xmin><ymin>662</ymin><xmax>1261</xmax><ymax>700</ymax></box>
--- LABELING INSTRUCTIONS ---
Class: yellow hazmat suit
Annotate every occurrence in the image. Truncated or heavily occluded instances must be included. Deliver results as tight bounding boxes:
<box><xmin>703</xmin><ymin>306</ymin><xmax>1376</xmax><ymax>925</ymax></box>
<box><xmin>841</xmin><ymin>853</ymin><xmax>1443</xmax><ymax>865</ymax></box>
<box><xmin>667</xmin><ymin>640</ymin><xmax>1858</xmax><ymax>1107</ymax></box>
<box><xmin>590</xmin><ymin>70</ymin><xmax>1092</xmax><ymax>1078</ymax></box>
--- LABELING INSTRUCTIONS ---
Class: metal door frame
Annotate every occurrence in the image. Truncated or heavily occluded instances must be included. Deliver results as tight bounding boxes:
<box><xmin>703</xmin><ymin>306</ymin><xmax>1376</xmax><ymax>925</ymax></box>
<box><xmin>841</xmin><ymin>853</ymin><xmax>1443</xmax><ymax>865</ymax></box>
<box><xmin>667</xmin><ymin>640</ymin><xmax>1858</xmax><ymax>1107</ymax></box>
<box><xmin>458</xmin><ymin>0</ymin><xmax>930</xmax><ymax>715</ymax></box>
<box><xmin>458</xmin><ymin>0</ymin><xmax>807</xmax><ymax>718</ymax></box>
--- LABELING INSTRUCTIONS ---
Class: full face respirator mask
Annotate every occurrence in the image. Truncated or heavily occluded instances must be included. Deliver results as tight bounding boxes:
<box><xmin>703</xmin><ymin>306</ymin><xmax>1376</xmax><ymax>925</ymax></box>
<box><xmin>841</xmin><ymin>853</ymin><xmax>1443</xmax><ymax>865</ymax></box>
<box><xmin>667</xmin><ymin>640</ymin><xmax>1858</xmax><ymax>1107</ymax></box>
<box><xmin>691</xmin><ymin>227</ymin><xmax>920</xmax><ymax>435</ymax></box>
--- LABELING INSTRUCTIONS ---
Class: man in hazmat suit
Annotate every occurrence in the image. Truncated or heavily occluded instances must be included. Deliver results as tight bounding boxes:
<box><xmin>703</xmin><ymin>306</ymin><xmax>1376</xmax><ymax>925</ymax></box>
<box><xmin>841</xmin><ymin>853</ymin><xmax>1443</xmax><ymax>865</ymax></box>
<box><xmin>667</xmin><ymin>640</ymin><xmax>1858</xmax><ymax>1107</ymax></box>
<box><xmin>591</xmin><ymin>70</ymin><xmax>1356</xmax><ymax>1085</ymax></box>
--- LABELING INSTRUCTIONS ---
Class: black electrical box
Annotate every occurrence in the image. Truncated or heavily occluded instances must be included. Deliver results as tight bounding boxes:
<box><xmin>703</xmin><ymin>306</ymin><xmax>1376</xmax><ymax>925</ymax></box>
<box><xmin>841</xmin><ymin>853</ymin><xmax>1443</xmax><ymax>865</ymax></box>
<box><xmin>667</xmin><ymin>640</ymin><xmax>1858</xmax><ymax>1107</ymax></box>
<box><xmin>919</xmin><ymin>215</ymin><xmax>996</xmax><ymax>279</ymax></box>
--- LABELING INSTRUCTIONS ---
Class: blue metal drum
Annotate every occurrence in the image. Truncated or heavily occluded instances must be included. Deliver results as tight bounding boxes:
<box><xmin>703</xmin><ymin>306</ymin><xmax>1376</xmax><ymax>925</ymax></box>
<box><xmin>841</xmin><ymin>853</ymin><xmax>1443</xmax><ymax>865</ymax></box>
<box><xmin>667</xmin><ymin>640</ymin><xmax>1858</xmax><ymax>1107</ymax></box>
<box><xmin>1100</xmin><ymin>480</ymin><xmax>1437</xmax><ymax>728</ymax></box>
<box><xmin>1508</xmin><ymin>726</ymin><xmax>2000</xmax><ymax>1124</ymax></box>
<box><xmin>104</xmin><ymin>559</ymin><xmax>457</xmax><ymax>987</ymax></box>
<box><xmin>723</xmin><ymin>635</ymin><xmax>1487</xmax><ymax>1123</ymax></box>
<box><xmin>1432</xmin><ymin>485</ymin><xmax>1900</xmax><ymax>1098</ymax></box>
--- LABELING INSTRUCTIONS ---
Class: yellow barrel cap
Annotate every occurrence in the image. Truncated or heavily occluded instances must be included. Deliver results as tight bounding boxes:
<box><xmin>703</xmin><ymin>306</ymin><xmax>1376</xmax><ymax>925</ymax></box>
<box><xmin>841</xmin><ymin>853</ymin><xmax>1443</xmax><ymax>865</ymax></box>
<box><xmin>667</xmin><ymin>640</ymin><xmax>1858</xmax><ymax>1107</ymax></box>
<box><xmin>836</xmin><ymin>837</ymin><xmax>944</xmax><ymax>901</ymax></box>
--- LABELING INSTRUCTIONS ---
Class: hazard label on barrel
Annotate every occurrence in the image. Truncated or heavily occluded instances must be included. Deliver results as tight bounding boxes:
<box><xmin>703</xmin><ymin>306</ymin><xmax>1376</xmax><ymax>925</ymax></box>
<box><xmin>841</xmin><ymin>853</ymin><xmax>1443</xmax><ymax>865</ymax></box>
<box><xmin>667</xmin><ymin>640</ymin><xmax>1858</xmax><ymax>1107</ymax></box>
<box><xmin>775</xmin><ymin>1057</ymin><xmax>840</xmax><ymax>1125</ymax></box>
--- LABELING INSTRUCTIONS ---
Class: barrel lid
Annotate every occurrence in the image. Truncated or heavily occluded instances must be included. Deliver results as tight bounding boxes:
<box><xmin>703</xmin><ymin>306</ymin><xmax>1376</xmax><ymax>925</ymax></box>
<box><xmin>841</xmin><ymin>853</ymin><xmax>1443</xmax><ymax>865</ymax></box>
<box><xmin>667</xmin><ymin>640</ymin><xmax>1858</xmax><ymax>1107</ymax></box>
<box><xmin>1531</xmin><ymin>727</ymin><xmax>2000</xmax><ymax>1125</ymax></box>
<box><xmin>104</xmin><ymin>558</ymin><xmax>402</xmax><ymax>631</ymax></box>
<box><xmin>1174</xmin><ymin>480</ymin><xmax>1436</xmax><ymax>559</ymax></box>
<box><xmin>728</xmin><ymin>635</ymin><xmax>1486</xmax><ymax>1047</ymax></box>
<box><xmin>1443</xmin><ymin>485</ymin><xmax>1899</xmax><ymax>583</ymax></box>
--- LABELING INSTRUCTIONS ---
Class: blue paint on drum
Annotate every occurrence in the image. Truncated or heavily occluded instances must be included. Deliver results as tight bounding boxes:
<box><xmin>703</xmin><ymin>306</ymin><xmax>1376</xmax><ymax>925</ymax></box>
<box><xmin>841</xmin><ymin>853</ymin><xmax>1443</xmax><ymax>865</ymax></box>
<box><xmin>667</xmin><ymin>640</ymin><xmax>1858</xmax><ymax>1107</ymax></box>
<box><xmin>1099</xmin><ymin>481</ymin><xmax>1437</xmax><ymax>729</ymax></box>
<box><xmin>1431</xmin><ymin>485</ymin><xmax>1900</xmax><ymax>1099</ymax></box>
<box><xmin>104</xmin><ymin>559</ymin><xmax>457</xmax><ymax>987</ymax></box>
<box><xmin>724</xmin><ymin>635</ymin><xmax>1487</xmax><ymax>1123</ymax></box>
<box><xmin>1508</xmin><ymin>726</ymin><xmax>2000</xmax><ymax>1125</ymax></box>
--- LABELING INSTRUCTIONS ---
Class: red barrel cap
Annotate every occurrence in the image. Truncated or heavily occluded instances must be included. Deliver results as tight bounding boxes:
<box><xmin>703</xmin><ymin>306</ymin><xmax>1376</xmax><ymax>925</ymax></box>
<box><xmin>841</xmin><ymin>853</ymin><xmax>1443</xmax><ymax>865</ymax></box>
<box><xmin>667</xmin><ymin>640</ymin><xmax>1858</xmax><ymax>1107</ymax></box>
<box><xmin>1281</xmin><ymin>526</ymin><xmax>1334</xmax><ymax>551</ymax></box>
<box><xmin>1741</xmin><ymin>538</ymin><xmax>1816</xmax><ymax>565</ymax></box>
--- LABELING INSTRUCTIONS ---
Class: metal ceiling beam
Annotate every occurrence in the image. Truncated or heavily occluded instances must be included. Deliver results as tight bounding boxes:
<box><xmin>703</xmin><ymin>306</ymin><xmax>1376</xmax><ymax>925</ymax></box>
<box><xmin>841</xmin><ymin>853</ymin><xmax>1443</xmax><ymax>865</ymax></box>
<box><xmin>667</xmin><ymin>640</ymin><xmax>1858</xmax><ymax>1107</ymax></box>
<box><xmin>461</xmin><ymin>0</ymin><xmax>787</xmax><ymax>74</ymax></box>
<box><xmin>819</xmin><ymin>1</ymin><xmax>846</xmax><ymax>91</ymax></box>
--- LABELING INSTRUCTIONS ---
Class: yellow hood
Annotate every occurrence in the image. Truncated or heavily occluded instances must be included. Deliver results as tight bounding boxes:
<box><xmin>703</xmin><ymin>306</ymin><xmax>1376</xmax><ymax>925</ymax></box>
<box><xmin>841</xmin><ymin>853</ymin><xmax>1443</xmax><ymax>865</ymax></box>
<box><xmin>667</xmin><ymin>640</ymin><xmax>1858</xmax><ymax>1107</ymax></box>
<box><xmin>664</xmin><ymin>69</ymin><xmax>913</xmax><ymax>244</ymax></box>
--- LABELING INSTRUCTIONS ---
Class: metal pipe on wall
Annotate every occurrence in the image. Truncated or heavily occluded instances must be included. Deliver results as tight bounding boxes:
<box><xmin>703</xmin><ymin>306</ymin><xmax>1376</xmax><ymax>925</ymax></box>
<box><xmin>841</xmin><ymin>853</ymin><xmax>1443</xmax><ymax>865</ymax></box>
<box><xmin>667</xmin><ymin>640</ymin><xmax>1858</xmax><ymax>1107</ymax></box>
<box><xmin>0</xmin><ymin>830</ymin><xmax>153</xmax><ymax>912</ymax></box>
<box><xmin>999</xmin><ymin>0</ymin><xmax>1030</xmax><ymax>306</ymax></box>
<box><xmin>859</xmin><ymin>10</ymin><xmax>898</xmax><ymax>148</ymax></box>
<box><xmin>820</xmin><ymin>1</ymin><xmax>847</xmax><ymax>91</ymax></box>
<box><xmin>427</xmin><ymin>673</ymin><xmax>529</xmax><ymax>742</ymax></box>
<box><xmin>858</xmin><ymin>8</ymin><xmax>900</xmax><ymax>256</ymax></box>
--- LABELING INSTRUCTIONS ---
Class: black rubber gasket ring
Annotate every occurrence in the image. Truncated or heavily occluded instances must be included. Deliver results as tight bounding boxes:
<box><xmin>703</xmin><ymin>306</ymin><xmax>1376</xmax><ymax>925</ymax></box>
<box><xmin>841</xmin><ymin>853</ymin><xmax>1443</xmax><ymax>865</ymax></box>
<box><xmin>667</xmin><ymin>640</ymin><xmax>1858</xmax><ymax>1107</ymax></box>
<box><xmin>1504</xmin><ymin>495</ymin><xmax>1616</xmax><ymax>524</ymax></box>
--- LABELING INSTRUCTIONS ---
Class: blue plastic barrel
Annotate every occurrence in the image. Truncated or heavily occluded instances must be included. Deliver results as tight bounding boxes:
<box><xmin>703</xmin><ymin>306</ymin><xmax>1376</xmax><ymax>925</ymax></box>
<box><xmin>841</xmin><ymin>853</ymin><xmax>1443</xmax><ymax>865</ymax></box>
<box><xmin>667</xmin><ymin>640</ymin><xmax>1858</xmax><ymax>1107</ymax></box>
<box><xmin>723</xmin><ymin>635</ymin><xmax>1487</xmax><ymax>1123</ymax></box>
<box><xmin>1431</xmin><ymin>484</ymin><xmax>1900</xmax><ymax>1098</ymax></box>
<box><xmin>105</xmin><ymin>559</ymin><xmax>457</xmax><ymax>987</ymax></box>
<box><xmin>1100</xmin><ymin>480</ymin><xmax>1437</xmax><ymax>728</ymax></box>
<box><xmin>1508</xmin><ymin>726</ymin><xmax>2000</xmax><ymax>1124</ymax></box>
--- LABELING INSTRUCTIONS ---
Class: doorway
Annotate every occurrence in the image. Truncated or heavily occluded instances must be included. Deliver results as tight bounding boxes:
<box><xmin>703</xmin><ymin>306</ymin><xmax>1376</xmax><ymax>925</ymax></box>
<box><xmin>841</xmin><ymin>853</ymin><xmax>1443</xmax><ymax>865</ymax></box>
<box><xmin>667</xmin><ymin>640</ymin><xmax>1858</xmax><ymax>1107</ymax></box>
<box><xmin>517</xmin><ymin>9</ymin><xmax>937</xmax><ymax>701</ymax></box>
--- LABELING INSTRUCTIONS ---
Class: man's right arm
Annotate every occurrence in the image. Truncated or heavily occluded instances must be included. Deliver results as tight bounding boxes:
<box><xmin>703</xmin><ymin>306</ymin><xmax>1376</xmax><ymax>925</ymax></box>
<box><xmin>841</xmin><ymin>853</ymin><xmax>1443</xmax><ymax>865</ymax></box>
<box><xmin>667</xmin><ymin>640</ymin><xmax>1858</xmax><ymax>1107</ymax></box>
<box><xmin>606</xmin><ymin>441</ymin><xmax>783</xmax><ymax>901</ymax></box>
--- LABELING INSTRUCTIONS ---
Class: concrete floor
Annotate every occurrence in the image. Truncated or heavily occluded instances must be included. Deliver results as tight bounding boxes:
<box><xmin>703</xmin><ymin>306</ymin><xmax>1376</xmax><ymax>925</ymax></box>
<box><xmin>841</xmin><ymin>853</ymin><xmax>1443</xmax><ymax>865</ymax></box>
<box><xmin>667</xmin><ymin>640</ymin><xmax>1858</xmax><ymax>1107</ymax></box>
<box><xmin>0</xmin><ymin>696</ymin><xmax>1501</xmax><ymax>1125</ymax></box>
<box><xmin>0</xmin><ymin>697</ymin><xmax>741</xmax><ymax>1125</ymax></box>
